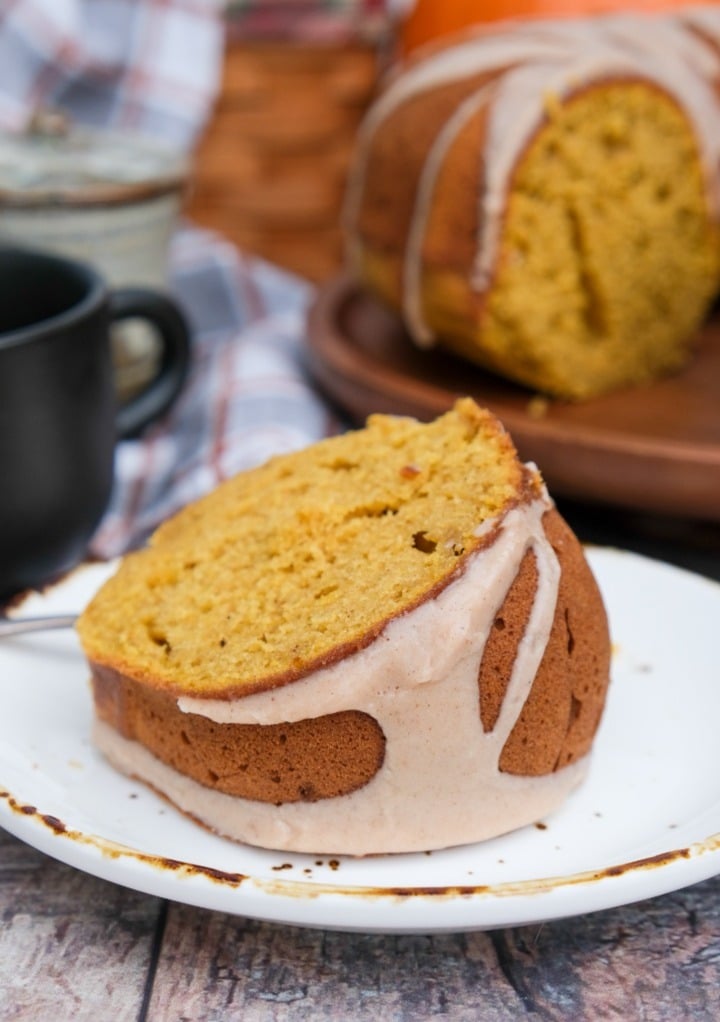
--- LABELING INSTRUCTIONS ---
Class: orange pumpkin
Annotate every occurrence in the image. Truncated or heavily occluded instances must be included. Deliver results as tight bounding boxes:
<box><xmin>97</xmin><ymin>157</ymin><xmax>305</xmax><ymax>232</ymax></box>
<box><xmin>401</xmin><ymin>0</ymin><xmax>700</xmax><ymax>55</ymax></box>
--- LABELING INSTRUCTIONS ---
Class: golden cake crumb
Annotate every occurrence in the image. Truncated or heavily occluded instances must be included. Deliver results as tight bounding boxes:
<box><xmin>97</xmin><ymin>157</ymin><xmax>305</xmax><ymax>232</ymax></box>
<box><xmin>78</xmin><ymin>399</ymin><xmax>524</xmax><ymax>697</ymax></box>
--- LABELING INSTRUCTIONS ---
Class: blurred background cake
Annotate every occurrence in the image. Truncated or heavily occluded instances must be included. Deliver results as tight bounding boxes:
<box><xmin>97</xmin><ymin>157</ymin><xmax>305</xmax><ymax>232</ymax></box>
<box><xmin>343</xmin><ymin>5</ymin><xmax>720</xmax><ymax>398</ymax></box>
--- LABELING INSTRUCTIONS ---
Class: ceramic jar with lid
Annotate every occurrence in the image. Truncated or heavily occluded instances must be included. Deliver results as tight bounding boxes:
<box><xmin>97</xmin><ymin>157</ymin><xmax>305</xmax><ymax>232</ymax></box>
<box><xmin>0</xmin><ymin>117</ymin><xmax>189</xmax><ymax>397</ymax></box>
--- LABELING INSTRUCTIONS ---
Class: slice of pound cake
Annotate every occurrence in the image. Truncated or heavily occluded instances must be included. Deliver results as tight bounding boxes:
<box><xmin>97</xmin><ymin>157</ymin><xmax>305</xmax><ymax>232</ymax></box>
<box><xmin>77</xmin><ymin>399</ymin><xmax>611</xmax><ymax>855</ymax></box>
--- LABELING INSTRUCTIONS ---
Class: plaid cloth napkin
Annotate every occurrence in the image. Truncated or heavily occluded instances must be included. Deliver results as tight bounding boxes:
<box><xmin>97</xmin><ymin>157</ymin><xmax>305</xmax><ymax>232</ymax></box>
<box><xmin>0</xmin><ymin>0</ymin><xmax>224</xmax><ymax>146</ymax></box>
<box><xmin>0</xmin><ymin>0</ymin><xmax>351</xmax><ymax>559</ymax></box>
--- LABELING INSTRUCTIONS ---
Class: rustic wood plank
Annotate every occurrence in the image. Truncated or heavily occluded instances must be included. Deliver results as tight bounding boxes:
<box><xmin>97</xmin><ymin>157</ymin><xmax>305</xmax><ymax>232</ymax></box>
<box><xmin>0</xmin><ymin>829</ymin><xmax>162</xmax><ymax>1022</ymax></box>
<box><xmin>491</xmin><ymin>875</ymin><xmax>720</xmax><ymax>1021</ymax></box>
<box><xmin>3</xmin><ymin>817</ymin><xmax>720</xmax><ymax>1021</ymax></box>
<box><xmin>145</xmin><ymin>876</ymin><xmax>720</xmax><ymax>1021</ymax></box>
<box><xmin>146</xmin><ymin>906</ymin><xmax>524</xmax><ymax>1021</ymax></box>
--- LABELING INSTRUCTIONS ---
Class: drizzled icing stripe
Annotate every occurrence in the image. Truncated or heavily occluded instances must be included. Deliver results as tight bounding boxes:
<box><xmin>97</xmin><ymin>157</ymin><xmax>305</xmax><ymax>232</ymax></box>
<box><xmin>490</xmin><ymin>508</ymin><xmax>560</xmax><ymax>746</ymax></box>
<box><xmin>345</xmin><ymin>9</ymin><xmax>720</xmax><ymax>345</ymax></box>
<box><xmin>95</xmin><ymin>483</ymin><xmax>589</xmax><ymax>855</ymax></box>
<box><xmin>402</xmin><ymin>83</ymin><xmax>496</xmax><ymax>346</ymax></box>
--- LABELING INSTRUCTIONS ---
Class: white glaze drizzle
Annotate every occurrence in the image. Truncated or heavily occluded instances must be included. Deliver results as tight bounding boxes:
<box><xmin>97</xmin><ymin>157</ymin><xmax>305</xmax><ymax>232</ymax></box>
<box><xmin>403</xmin><ymin>83</ymin><xmax>496</xmax><ymax>345</ymax></box>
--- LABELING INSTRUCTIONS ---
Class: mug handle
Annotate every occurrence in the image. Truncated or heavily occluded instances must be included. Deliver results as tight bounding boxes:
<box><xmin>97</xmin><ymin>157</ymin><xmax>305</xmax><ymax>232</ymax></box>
<box><xmin>109</xmin><ymin>288</ymin><xmax>192</xmax><ymax>439</ymax></box>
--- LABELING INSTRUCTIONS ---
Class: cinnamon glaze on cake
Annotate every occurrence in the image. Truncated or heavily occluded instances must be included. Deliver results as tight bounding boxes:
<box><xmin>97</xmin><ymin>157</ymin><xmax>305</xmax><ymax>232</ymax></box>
<box><xmin>78</xmin><ymin>400</ymin><xmax>611</xmax><ymax>855</ymax></box>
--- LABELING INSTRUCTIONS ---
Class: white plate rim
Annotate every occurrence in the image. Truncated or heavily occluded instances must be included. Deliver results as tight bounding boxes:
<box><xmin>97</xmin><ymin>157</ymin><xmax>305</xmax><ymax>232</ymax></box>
<box><xmin>1</xmin><ymin>790</ymin><xmax>719</xmax><ymax>933</ymax></box>
<box><xmin>1</xmin><ymin>548</ymin><xmax>719</xmax><ymax>933</ymax></box>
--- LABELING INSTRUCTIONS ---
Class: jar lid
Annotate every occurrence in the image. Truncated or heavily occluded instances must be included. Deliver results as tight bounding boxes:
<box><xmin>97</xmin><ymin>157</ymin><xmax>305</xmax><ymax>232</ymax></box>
<box><xmin>0</xmin><ymin>111</ymin><xmax>189</xmax><ymax>207</ymax></box>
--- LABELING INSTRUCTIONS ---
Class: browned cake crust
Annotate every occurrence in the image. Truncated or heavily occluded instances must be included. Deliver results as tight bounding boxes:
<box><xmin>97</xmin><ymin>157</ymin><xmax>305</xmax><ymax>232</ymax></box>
<box><xmin>92</xmin><ymin>666</ymin><xmax>385</xmax><ymax>803</ymax></box>
<box><xmin>89</xmin><ymin>508</ymin><xmax>608</xmax><ymax>804</ymax></box>
<box><xmin>479</xmin><ymin>509</ymin><xmax>609</xmax><ymax>775</ymax></box>
<box><xmin>354</xmin><ymin>73</ymin><xmax>494</xmax><ymax>274</ymax></box>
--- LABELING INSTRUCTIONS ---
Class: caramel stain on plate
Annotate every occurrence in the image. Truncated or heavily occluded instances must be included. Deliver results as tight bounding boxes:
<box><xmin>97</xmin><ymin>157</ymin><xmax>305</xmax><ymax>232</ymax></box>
<box><xmin>0</xmin><ymin>791</ymin><xmax>247</xmax><ymax>887</ymax></box>
<box><xmin>386</xmin><ymin>885</ymin><xmax>488</xmax><ymax>898</ymax></box>
<box><xmin>41</xmin><ymin>814</ymin><xmax>67</xmax><ymax>834</ymax></box>
<box><xmin>600</xmin><ymin>848</ymin><xmax>691</xmax><ymax>877</ymax></box>
<box><xmin>1</xmin><ymin>787</ymin><xmax>717</xmax><ymax>904</ymax></box>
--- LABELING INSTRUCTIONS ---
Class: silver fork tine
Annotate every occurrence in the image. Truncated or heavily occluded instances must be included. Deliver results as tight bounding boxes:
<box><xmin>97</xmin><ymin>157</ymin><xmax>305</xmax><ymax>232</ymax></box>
<box><xmin>0</xmin><ymin>614</ymin><xmax>77</xmax><ymax>637</ymax></box>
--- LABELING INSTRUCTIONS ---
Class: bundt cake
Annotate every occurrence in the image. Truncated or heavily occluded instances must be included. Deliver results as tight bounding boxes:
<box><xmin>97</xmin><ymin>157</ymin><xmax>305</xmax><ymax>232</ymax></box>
<box><xmin>344</xmin><ymin>9</ymin><xmax>720</xmax><ymax>399</ymax></box>
<box><xmin>77</xmin><ymin>399</ymin><xmax>611</xmax><ymax>855</ymax></box>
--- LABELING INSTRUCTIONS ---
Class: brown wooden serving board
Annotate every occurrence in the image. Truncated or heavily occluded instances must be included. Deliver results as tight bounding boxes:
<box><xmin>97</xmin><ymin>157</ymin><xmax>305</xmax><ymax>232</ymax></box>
<box><xmin>306</xmin><ymin>275</ymin><xmax>720</xmax><ymax>521</ymax></box>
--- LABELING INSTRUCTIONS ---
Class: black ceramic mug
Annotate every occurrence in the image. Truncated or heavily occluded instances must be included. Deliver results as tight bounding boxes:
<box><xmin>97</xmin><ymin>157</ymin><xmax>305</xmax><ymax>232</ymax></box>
<box><xmin>0</xmin><ymin>246</ymin><xmax>191</xmax><ymax>599</ymax></box>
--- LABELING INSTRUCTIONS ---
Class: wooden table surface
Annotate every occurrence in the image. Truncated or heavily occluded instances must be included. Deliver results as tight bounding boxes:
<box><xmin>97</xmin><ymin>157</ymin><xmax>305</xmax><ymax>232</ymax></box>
<box><xmin>2</xmin><ymin>500</ymin><xmax>720</xmax><ymax>1021</ymax></box>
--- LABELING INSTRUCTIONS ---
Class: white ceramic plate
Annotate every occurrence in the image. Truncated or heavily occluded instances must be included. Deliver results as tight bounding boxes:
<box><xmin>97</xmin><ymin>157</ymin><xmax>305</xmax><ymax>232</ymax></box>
<box><xmin>1</xmin><ymin>550</ymin><xmax>719</xmax><ymax>934</ymax></box>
